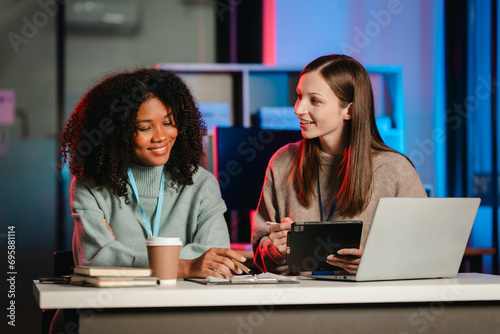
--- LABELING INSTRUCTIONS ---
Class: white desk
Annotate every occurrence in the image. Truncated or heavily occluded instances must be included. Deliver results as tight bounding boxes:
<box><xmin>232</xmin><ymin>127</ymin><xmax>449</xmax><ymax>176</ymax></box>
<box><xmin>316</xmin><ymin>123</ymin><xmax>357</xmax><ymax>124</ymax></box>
<box><xmin>34</xmin><ymin>273</ymin><xmax>500</xmax><ymax>333</ymax></box>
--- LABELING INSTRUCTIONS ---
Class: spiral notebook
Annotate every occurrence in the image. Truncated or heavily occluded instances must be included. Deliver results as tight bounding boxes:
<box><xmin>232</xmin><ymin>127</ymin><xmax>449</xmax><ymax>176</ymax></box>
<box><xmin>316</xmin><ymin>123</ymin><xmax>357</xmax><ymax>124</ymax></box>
<box><xmin>185</xmin><ymin>272</ymin><xmax>299</xmax><ymax>285</ymax></box>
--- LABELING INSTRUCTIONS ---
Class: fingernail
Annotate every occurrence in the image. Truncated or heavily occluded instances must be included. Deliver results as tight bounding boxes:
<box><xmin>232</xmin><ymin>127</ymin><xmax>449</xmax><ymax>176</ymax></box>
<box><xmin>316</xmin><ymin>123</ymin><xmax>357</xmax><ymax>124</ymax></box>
<box><xmin>327</xmin><ymin>255</ymin><xmax>334</xmax><ymax>261</ymax></box>
<box><xmin>337</xmin><ymin>250</ymin><xmax>344</xmax><ymax>255</ymax></box>
<box><xmin>240</xmin><ymin>257</ymin><xmax>246</xmax><ymax>262</ymax></box>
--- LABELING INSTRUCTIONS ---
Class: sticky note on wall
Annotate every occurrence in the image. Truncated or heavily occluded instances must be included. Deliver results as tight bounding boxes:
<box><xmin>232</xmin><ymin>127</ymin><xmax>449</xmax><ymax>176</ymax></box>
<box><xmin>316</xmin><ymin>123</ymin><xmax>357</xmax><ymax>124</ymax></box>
<box><xmin>0</xmin><ymin>90</ymin><xmax>15</xmax><ymax>125</ymax></box>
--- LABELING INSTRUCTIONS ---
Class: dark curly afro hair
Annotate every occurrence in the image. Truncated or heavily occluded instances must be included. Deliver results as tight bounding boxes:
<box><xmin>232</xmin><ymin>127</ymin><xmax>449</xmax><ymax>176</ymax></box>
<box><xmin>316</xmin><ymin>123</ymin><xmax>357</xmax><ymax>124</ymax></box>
<box><xmin>60</xmin><ymin>68</ymin><xmax>207</xmax><ymax>203</ymax></box>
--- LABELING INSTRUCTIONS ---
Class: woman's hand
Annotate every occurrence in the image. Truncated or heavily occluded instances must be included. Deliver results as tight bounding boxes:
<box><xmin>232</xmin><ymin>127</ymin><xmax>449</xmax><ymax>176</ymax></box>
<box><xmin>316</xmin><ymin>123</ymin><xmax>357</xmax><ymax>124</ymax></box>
<box><xmin>326</xmin><ymin>247</ymin><xmax>364</xmax><ymax>274</ymax></box>
<box><xmin>178</xmin><ymin>248</ymin><xmax>247</xmax><ymax>279</ymax></box>
<box><xmin>267</xmin><ymin>217</ymin><xmax>293</xmax><ymax>255</ymax></box>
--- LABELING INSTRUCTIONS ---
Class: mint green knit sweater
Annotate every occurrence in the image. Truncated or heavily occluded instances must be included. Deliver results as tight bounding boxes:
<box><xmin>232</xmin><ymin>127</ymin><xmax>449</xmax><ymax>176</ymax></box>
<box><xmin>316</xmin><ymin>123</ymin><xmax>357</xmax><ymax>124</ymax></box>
<box><xmin>71</xmin><ymin>163</ymin><xmax>230</xmax><ymax>267</ymax></box>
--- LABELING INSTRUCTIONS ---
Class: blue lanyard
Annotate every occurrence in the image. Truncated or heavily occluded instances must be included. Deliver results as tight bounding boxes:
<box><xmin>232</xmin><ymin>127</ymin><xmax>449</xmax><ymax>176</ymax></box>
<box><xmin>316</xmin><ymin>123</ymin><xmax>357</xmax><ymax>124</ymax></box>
<box><xmin>127</xmin><ymin>167</ymin><xmax>165</xmax><ymax>237</ymax></box>
<box><xmin>317</xmin><ymin>176</ymin><xmax>336</xmax><ymax>222</ymax></box>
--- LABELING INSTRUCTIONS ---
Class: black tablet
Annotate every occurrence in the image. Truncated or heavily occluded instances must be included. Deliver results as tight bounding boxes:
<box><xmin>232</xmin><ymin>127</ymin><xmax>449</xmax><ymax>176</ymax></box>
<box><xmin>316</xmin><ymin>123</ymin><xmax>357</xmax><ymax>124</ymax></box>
<box><xmin>286</xmin><ymin>221</ymin><xmax>363</xmax><ymax>273</ymax></box>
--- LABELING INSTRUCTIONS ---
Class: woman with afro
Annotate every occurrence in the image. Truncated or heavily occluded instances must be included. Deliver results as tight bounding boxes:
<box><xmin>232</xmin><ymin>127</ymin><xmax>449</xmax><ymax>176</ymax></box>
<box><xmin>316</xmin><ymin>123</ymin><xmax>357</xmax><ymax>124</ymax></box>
<box><xmin>60</xmin><ymin>68</ymin><xmax>246</xmax><ymax>279</ymax></box>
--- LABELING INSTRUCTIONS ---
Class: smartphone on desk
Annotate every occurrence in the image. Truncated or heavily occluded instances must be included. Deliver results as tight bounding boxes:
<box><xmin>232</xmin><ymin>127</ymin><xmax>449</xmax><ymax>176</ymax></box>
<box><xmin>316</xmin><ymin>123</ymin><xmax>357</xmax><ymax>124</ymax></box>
<box><xmin>39</xmin><ymin>276</ymin><xmax>71</xmax><ymax>284</ymax></box>
<box><xmin>286</xmin><ymin>220</ymin><xmax>363</xmax><ymax>273</ymax></box>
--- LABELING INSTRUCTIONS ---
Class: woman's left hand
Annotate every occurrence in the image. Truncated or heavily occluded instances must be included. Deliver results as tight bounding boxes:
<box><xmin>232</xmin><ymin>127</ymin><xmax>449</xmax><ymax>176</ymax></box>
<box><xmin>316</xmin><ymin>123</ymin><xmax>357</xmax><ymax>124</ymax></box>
<box><xmin>326</xmin><ymin>247</ymin><xmax>363</xmax><ymax>274</ymax></box>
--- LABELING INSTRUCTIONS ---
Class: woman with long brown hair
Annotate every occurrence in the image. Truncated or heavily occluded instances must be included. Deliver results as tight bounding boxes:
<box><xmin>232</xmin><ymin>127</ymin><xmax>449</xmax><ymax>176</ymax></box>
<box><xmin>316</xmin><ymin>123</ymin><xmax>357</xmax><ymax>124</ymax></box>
<box><xmin>251</xmin><ymin>54</ymin><xmax>427</xmax><ymax>275</ymax></box>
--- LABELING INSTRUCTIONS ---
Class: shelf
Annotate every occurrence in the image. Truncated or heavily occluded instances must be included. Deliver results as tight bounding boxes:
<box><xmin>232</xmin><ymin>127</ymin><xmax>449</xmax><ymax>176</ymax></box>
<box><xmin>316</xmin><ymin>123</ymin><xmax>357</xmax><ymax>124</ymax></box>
<box><xmin>156</xmin><ymin>63</ymin><xmax>406</xmax><ymax>153</ymax></box>
<box><xmin>156</xmin><ymin>63</ymin><xmax>301</xmax><ymax>127</ymax></box>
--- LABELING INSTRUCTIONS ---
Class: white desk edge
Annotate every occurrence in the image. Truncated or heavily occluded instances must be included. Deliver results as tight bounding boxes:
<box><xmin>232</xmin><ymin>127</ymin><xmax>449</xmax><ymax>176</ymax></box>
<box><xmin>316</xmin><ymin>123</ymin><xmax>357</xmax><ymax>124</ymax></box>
<box><xmin>34</xmin><ymin>273</ymin><xmax>500</xmax><ymax>310</ymax></box>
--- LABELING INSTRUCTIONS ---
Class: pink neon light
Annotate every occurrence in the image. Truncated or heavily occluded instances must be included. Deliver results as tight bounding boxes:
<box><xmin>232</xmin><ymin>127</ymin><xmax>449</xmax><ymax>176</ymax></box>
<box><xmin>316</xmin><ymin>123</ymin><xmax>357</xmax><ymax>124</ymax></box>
<box><xmin>262</xmin><ymin>0</ymin><xmax>276</xmax><ymax>65</ymax></box>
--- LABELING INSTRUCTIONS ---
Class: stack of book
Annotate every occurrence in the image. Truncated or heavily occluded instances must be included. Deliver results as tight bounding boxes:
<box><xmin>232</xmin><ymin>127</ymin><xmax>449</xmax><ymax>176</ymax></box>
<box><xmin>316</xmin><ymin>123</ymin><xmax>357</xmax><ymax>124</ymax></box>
<box><xmin>70</xmin><ymin>266</ymin><xmax>159</xmax><ymax>287</ymax></box>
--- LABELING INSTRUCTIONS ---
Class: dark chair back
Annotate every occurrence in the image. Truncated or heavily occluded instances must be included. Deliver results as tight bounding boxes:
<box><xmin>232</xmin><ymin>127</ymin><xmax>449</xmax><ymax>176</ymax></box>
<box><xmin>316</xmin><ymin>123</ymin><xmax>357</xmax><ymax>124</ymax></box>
<box><xmin>53</xmin><ymin>249</ymin><xmax>75</xmax><ymax>276</ymax></box>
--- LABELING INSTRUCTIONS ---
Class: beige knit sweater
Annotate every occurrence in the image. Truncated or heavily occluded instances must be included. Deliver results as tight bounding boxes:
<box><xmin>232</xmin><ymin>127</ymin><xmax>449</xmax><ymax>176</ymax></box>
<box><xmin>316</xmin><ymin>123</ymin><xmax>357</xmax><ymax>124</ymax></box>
<box><xmin>251</xmin><ymin>141</ymin><xmax>428</xmax><ymax>274</ymax></box>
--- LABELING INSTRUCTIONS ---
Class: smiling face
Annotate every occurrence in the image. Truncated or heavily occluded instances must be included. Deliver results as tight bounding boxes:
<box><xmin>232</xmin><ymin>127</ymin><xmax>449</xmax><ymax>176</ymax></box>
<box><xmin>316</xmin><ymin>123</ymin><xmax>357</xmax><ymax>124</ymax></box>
<box><xmin>132</xmin><ymin>97</ymin><xmax>178</xmax><ymax>167</ymax></box>
<box><xmin>294</xmin><ymin>70</ymin><xmax>352</xmax><ymax>155</ymax></box>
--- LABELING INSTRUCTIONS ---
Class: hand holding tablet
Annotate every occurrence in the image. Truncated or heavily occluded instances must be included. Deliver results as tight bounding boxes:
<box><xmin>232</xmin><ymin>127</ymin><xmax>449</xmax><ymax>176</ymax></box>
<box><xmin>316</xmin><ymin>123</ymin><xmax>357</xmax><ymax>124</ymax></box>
<box><xmin>286</xmin><ymin>221</ymin><xmax>363</xmax><ymax>273</ymax></box>
<box><xmin>326</xmin><ymin>247</ymin><xmax>364</xmax><ymax>274</ymax></box>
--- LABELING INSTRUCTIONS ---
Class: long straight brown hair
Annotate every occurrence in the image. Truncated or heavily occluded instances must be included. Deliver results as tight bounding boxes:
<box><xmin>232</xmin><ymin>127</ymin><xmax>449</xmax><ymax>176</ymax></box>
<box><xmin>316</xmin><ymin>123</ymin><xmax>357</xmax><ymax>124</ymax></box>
<box><xmin>290</xmin><ymin>54</ymin><xmax>403</xmax><ymax>217</ymax></box>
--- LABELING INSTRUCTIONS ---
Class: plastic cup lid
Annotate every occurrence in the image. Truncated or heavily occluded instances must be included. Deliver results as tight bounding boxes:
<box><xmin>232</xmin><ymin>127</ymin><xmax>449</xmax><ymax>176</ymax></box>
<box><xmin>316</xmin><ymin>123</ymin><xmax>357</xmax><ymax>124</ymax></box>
<box><xmin>146</xmin><ymin>237</ymin><xmax>182</xmax><ymax>246</ymax></box>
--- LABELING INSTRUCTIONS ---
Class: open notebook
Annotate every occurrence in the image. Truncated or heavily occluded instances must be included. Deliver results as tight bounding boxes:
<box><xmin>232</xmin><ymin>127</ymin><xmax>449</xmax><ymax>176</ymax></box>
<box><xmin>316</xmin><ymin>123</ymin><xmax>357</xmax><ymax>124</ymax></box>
<box><xmin>186</xmin><ymin>272</ymin><xmax>299</xmax><ymax>285</ymax></box>
<box><xmin>311</xmin><ymin>197</ymin><xmax>481</xmax><ymax>282</ymax></box>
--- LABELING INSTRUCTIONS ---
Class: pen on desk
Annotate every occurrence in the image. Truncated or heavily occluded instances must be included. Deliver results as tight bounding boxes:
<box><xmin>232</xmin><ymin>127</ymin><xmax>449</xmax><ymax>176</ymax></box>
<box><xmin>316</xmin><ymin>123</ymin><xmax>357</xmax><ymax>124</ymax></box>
<box><xmin>231</xmin><ymin>259</ymin><xmax>259</xmax><ymax>279</ymax></box>
<box><xmin>101</xmin><ymin>217</ymin><xmax>117</xmax><ymax>240</ymax></box>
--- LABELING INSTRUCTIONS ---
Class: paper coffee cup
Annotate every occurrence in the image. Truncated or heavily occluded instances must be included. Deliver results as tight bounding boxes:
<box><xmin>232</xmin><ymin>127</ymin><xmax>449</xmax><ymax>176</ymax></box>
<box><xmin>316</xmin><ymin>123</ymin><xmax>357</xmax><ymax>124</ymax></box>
<box><xmin>146</xmin><ymin>237</ymin><xmax>182</xmax><ymax>285</ymax></box>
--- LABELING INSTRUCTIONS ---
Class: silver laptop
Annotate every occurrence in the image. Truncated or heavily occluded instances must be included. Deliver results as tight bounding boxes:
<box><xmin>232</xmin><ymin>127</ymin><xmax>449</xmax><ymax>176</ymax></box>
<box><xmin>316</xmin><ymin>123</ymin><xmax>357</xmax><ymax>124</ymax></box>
<box><xmin>311</xmin><ymin>197</ymin><xmax>481</xmax><ymax>282</ymax></box>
